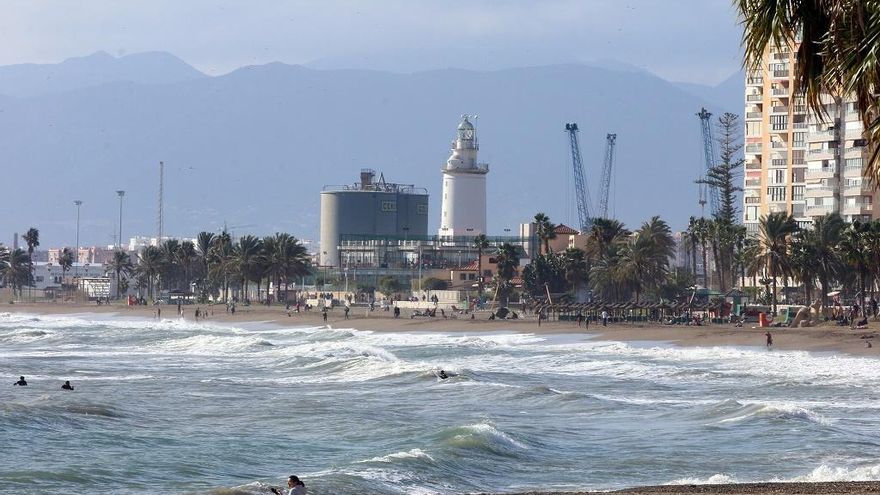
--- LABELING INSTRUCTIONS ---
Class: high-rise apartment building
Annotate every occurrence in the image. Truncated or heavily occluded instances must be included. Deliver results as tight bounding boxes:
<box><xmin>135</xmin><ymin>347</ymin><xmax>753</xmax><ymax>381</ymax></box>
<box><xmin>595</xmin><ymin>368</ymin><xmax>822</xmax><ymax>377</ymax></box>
<box><xmin>743</xmin><ymin>42</ymin><xmax>877</xmax><ymax>231</ymax></box>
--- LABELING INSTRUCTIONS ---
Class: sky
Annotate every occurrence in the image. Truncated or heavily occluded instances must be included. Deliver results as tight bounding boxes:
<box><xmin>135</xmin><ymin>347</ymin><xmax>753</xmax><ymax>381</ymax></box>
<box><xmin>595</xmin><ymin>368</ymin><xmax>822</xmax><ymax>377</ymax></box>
<box><xmin>0</xmin><ymin>0</ymin><xmax>744</xmax><ymax>85</ymax></box>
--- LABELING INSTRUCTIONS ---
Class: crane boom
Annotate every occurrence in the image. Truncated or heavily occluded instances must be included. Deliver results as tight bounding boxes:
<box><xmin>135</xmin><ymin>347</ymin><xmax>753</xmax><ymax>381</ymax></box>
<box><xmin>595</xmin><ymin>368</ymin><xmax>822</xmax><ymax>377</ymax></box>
<box><xmin>598</xmin><ymin>133</ymin><xmax>617</xmax><ymax>218</ymax></box>
<box><xmin>565</xmin><ymin>123</ymin><xmax>593</xmax><ymax>233</ymax></box>
<box><xmin>697</xmin><ymin>108</ymin><xmax>720</xmax><ymax>215</ymax></box>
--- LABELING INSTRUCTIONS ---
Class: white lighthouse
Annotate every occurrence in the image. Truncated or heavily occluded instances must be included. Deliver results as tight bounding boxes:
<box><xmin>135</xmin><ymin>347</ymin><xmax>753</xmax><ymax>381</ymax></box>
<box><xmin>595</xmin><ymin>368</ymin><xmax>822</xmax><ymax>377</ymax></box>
<box><xmin>439</xmin><ymin>115</ymin><xmax>489</xmax><ymax>237</ymax></box>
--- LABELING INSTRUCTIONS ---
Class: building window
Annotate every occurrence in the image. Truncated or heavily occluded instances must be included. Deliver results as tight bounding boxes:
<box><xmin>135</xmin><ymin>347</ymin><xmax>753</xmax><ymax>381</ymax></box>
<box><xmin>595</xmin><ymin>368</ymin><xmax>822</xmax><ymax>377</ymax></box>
<box><xmin>792</xmin><ymin>185</ymin><xmax>805</xmax><ymax>201</ymax></box>
<box><xmin>746</xmin><ymin>122</ymin><xmax>762</xmax><ymax>136</ymax></box>
<box><xmin>459</xmin><ymin>274</ymin><xmax>466</xmax><ymax>281</ymax></box>
<box><xmin>791</xmin><ymin>168</ymin><xmax>805</xmax><ymax>183</ymax></box>
<box><xmin>771</xmin><ymin>169</ymin><xmax>786</xmax><ymax>185</ymax></box>
<box><xmin>793</xmin><ymin>131</ymin><xmax>806</xmax><ymax>146</ymax></box>
<box><xmin>35</xmin><ymin>276</ymin><xmax>44</xmax><ymax>282</ymax></box>
<box><xmin>745</xmin><ymin>206</ymin><xmax>759</xmax><ymax>221</ymax></box>
<box><xmin>767</xmin><ymin>186</ymin><xmax>787</xmax><ymax>201</ymax></box>
<box><xmin>846</xmin><ymin>157</ymin><xmax>863</xmax><ymax>169</ymax></box>
<box><xmin>770</xmin><ymin>114</ymin><xmax>788</xmax><ymax>130</ymax></box>
<box><xmin>381</xmin><ymin>201</ymin><xmax>397</xmax><ymax>212</ymax></box>
<box><xmin>417</xmin><ymin>204</ymin><xmax>428</xmax><ymax>215</ymax></box>
<box><xmin>792</xmin><ymin>149</ymin><xmax>805</xmax><ymax>165</ymax></box>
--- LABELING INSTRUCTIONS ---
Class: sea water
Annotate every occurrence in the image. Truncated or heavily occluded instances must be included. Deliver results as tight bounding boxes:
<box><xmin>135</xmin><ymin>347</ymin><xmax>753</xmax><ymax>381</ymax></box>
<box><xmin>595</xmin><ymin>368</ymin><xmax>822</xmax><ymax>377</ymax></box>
<box><xmin>1</xmin><ymin>312</ymin><xmax>879</xmax><ymax>495</ymax></box>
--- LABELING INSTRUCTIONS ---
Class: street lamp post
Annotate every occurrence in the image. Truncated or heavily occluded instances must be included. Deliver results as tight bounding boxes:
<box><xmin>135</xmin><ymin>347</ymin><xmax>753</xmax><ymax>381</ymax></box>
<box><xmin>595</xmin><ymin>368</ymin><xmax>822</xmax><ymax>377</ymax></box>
<box><xmin>116</xmin><ymin>190</ymin><xmax>125</xmax><ymax>250</ymax></box>
<box><xmin>74</xmin><ymin>200</ymin><xmax>82</xmax><ymax>278</ymax></box>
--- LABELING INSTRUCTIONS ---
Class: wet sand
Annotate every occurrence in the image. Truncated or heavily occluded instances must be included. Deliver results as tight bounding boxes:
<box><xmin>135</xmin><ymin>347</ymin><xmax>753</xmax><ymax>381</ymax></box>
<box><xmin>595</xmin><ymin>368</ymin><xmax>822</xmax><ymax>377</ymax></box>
<box><xmin>3</xmin><ymin>301</ymin><xmax>878</xmax><ymax>356</ymax></box>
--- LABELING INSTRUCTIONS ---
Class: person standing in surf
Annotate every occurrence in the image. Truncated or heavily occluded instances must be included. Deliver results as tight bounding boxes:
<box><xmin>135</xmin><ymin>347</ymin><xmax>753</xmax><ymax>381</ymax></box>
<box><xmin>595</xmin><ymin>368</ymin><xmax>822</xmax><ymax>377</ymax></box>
<box><xmin>13</xmin><ymin>376</ymin><xmax>27</xmax><ymax>386</ymax></box>
<box><xmin>270</xmin><ymin>475</ymin><xmax>306</xmax><ymax>495</ymax></box>
<box><xmin>765</xmin><ymin>331</ymin><xmax>773</xmax><ymax>348</ymax></box>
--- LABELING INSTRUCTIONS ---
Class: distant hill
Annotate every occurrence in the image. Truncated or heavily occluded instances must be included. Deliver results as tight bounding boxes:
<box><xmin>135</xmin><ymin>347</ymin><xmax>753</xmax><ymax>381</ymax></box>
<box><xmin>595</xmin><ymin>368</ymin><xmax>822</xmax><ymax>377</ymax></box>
<box><xmin>674</xmin><ymin>70</ymin><xmax>744</xmax><ymax>114</ymax></box>
<box><xmin>0</xmin><ymin>51</ymin><xmax>206</xmax><ymax>98</ymax></box>
<box><xmin>0</xmin><ymin>53</ymin><xmax>736</xmax><ymax>247</ymax></box>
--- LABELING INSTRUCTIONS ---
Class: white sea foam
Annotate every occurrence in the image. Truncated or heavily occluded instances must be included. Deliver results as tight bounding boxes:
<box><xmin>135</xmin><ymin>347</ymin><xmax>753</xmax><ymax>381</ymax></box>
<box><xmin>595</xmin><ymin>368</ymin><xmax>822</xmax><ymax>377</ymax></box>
<box><xmin>668</xmin><ymin>463</ymin><xmax>880</xmax><ymax>485</ymax></box>
<box><xmin>667</xmin><ymin>473</ymin><xmax>737</xmax><ymax>485</ymax></box>
<box><xmin>360</xmin><ymin>448</ymin><xmax>434</xmax><ymax>464</ymax></box>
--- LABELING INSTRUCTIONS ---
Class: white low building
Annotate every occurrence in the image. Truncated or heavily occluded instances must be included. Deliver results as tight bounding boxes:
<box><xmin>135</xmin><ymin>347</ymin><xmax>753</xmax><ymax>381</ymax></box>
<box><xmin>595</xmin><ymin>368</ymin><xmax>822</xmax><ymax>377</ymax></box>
<box><xmin>32</xmin><ymin>262</ymin><xmax>107</xmax><ymax>290</ymax></box>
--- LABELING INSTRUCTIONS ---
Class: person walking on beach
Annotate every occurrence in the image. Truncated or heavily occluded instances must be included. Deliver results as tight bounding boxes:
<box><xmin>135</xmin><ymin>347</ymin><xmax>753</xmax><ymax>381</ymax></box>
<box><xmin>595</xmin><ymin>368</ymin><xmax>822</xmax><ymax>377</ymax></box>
<box><xmin>271</xmin><ymin>475</ymin><xmax>306</xmax><ymax>495</ymax></box>
<box><xmin>344</xmin><ymin>306</ymin><xmax>350</xmax><ymax>320</ymax></box>
<box><xmin>13</xmin><ymin>376</ymin><xmax>27</xmax><ymax>386</ymax></box>
<box><xmin>601</xmin><ymin>310</ymin><xmax>608</xmax><ymax>327</ymax></box>
<box><xmin>322</xmin><ymin>308</ymin><xmax>328</xmax><ymax>323</ymax></box>
<box><xmin>765</xmin><ymin>331</ymin><xmax>773</xmax><ymax>348</ymax></box>
<box><xmin>61</xmin><ymin>380</ymin><xmax>74</xmax><ymax>391</ymax></box>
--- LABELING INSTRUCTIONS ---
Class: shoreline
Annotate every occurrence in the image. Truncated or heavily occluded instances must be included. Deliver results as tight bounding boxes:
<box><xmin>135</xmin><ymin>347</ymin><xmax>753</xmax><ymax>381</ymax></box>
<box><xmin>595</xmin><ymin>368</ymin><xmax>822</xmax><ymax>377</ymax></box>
<box><xmin>504</xmin><ymin>481</ymin><xmax>880</xmax><ymax>494</ymax></box>
<box><xmin>2</xmin><ymin>301</ymin><xmax>878</xmax><ymax>357</ymax></box>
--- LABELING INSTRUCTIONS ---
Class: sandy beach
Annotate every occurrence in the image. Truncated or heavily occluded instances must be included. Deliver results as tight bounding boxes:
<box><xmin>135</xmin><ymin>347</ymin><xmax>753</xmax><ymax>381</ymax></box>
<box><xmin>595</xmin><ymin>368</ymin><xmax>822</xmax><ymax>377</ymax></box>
<box><xmin>5</xmin><ymin>300</ymin><xmax>878</xmax><ymax>357</ymax></box>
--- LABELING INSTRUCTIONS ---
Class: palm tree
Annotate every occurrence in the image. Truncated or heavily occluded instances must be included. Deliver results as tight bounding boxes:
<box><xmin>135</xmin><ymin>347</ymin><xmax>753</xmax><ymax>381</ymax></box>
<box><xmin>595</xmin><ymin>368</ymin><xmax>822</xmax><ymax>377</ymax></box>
<box><xmin>533</xmin><ymin>213</ymin><xmax>556</xmax><ymax>255</ymax></box>
<box><xmin>176</xmin><ymin>241</ymin><xmax>198</xmax><ymax>294</ymax></box>
<box><xmin>562</xmin><ymin>247</ymin><xmax>588</xmax><ymax>296</ymax></box>
<box><xmin>1</xmin><ymin>248</ymin><xmax>31</xmax><ymax>297</ymax></box>
<box><xmin>736</xmin><ymin>1</ymin><xmax>880</xmax><ymax>182</ymax></box>
<box><xmin>756</xmin><ymin>212</ymin><xmax>798</xmax><ymax>313</ymax></box>
<box><xmin>494</xmin><ymin>243</ymin><xmax>520</xmax><ymax>306</ymax></box>
<box><xmin>233</xmin><ymin>235</ymin><xmax>265</xmax><ymax>302</ymax></box>
<box><xmin>806</xmin><ymin>214</ymin><xmax>845</xmax><ymax>307</ymax></box>
<box><xmin>586</xmin><ymin>218</ymin><xmax>629</xmax><ymax>261</ymax></box>
<box><xmin>107</xmin><ymin>250</ymin><xmax>133</xmax><ymax>299</ymax></box>
<box><xmin>137</xmin><ymin>246</ymin><xmax>163</xmax><ymax>300</ymax></box>
<box><xmin>269</xmin><ymin>233</ymin><xmax>310</xmax><ymax>301</ymax></box>
<box><xmin>58</xmin><ymin>247</ymin><xmax>74</xmax><ymax>290</ymax></box>
<box><xmin>209</xmin><ymin>231</ymin><xmax>234</xmax><ymax>302</ymax></box>
<box><xmin>158</xmin><ymin>239</ymin><xmax>181</xmax><ymax>291</ymax></box>
<box><xmin>840</xmin><ymin>221</ymin><xmax>870</xmax><ymax>310</ymax></box>
<box><xmin>473</xmin><ymin>234</ymin><xmax>490</xmax><ymax>297</ymax></box>
<box><xmin>22</xmin><ymin>227</ymin><xmax>39</xmax><ymax>296</ymax></box>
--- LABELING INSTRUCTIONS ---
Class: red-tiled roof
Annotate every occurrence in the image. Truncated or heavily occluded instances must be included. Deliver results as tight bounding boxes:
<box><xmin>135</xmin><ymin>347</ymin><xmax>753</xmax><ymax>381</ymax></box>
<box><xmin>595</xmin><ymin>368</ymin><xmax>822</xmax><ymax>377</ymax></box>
<box><xmin>553</xmin><ymin>224</ymin><xmax>579</xmax><ymax>235</ymax></box>
<box><xmin>454</xmin><ymin>261</ymin><xmax>479</xmax><ymax>271</ymax></box>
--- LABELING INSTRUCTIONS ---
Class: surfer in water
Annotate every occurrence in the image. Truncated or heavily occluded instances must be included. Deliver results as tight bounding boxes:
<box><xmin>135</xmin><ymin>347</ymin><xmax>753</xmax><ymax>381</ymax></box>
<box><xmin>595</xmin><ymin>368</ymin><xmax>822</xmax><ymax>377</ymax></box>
<box><xmin>61</xmin><ymin>380</ymin><xmax>74</xmax><ymax>391</ymax></box>
<box><xmin>270</xmin><ymin>475</ymin><xmax>306</xmax><ymax>495</ymax></box>
<box><xmin>438</xmin><ymin>369</ymin><xmax>449</xmax><ymax>380</ymax></box>
<box><xmin>13</xmin><ymin>376</ymin><xmax>27</xmax><ymax>386</ymax></box>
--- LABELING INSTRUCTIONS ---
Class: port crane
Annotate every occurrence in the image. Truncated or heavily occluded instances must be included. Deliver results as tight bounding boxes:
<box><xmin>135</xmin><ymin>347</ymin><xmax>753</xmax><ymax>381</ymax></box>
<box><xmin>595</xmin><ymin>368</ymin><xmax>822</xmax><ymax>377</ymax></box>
<box><xmin>696</xmin><ymin>108</ymin><xmax>720</xmax><ymax>216</ymax></box>
<box><xmin>598</xmin><ymin>133</ymin><xmax>617</xmax><ymax>219</ymax></box>
<box><xmin>565</xmin><ymin>123</ymin><xmax>593</xmax><ymax>232</ymax></box>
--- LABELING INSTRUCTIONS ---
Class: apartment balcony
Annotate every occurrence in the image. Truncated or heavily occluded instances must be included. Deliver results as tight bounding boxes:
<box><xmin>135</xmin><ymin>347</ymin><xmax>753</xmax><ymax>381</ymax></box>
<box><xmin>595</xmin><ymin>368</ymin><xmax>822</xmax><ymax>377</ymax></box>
<box><xmin>771</xmin><ymin>88</ymin><xmax>789</xmax><ymax>97</ymax></box>
<box><xmin>804</xmin><ymin>186</ymin><xmax>835</xmax><ymax>198</ymax></box>
<box><xmin>745</xmin><ymin>179</ymin><xmax>761</xmax><ymax>187</ymax></box>
<box><xmin>745</xmin><ymin>144</ymin><xmax>763</xmax><ymax>154</ymax></box>
<box><xmin>843</xmin><ymin>165</ymin><xmax>864</xmax><ymax>177</ymax></box>
<box><xmin>844</xmin><ymin>184</ymin><xmax>873</xmax><ymax>196</ymax></box>
<box><xmin>770</xmin><ymin>158</ymin><xmax>787</xmax><ymax>167</ymax></box>
<box><xmin>807</xmin><ymin>149</ymin><xmax>834</xmax><ymax>161</ymax></box>
<box><xmin>772</xmin><ymin>69</ymin><xmax>789</xmax><ymax>79</ymax></box>
<box><xmin>746</xmin><ymin>111</ymin><xmax>763</xmax><ymax>120</ymax></box>
<box><xmin>768</xmin><ymin>203</ymin><xmax>788</xmax><ymax>214</ymax></box>
<box><xmin>773</xmin><ymin>52</ymin><xmax>791</xmax><ymax>60</ymax></box>
<box><xmin>771</xmin><ymin>140</ymin><xmax>788</xmax><ymax>149</ymax></box>
<box><xmin>793</xmin><ymin>105</ymin><xmax>807</xmax><ymax>113</ymax></box>
<box><xmin>771</xmin><ymin>105</ymin><xmax>789</xmax><ymax>114</ymax></box>
<box><xmin>746</xmin><ymin>94</ymin><xmax>764</xmax><ymax>102</ymax></box>
<box><xmin>747</xmin><ymin>77</ymin><xmax>764</xmax><ymax>86</ymax></box>
<box><xmin>811</xmin><ymin>130</ymin><xmax>839</xmax><ymax>141</ymax></box>
<box><xmin>846</xmin><ymin>128</ymin><xmax>864</xmax><ymax>139</ymax></box>
<box><xmin>793</xmin><ymin>122</ymin><xmax>807</xmax><ymax>129</ymax></box>
<box><xmin>806</xmin><ymin>167</ymin><xmax>835</xmax><ymax>180</ymax></box>
<box><xmin>843</xmin><ymin>203</ymin><xmax>874</xmax><ymax>216</ymax></box>
<box><xmin>806</xmin><ymin>205</ymin><xmax>835</xmax><ymax>216</ymax></box>
<box><xmin>745</xmin><ymin>160</ymin><xmax>763</xmax><ymax>170</ymax></box>
<box><xmin>844</xmin><ymin>146</ymin><xmax>866</xmax><ymax>158</ymax></box>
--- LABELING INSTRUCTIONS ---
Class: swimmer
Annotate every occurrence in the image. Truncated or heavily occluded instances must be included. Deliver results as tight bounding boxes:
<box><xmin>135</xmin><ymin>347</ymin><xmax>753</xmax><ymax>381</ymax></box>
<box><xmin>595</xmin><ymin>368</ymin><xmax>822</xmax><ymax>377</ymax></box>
<box><xmin>438</xmin><ymin>370</ymin><xmax>449</xmax><ymax>380</ymax></box>
<box><xmin>13</xmin><ymin>376</ymin><xmax>27</xmax><ymax>386</ymax></box>
<box><xmin>61</xmin><ymin>380</ymin><xmax>74</xmax><ymax>391</ymax></box>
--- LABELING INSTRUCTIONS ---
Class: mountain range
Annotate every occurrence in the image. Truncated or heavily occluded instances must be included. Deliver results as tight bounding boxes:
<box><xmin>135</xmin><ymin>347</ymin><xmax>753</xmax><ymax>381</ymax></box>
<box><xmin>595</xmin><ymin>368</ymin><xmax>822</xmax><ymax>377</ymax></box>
<box><xmin>0</xmin><ymin>52</ymin><xmax>743</xmax><ymax>248</ymax></box>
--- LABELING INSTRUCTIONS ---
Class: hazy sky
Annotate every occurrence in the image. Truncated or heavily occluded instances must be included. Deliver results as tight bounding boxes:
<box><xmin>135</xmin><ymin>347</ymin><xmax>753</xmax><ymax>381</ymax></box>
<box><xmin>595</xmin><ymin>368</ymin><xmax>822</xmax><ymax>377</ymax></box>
<box><xmin>1</xmin><ymin>0</ymin><xmax>744</xmax><ymax>84</ymax></box>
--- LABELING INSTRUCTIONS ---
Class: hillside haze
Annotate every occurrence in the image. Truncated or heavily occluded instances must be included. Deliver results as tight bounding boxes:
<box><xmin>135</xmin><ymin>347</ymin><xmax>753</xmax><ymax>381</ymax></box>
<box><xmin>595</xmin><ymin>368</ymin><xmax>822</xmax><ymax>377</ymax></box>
<box><xmin>0</xmin><ymin>52</ymin><xmax>742</xmax><ymax>248</ymax></box>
